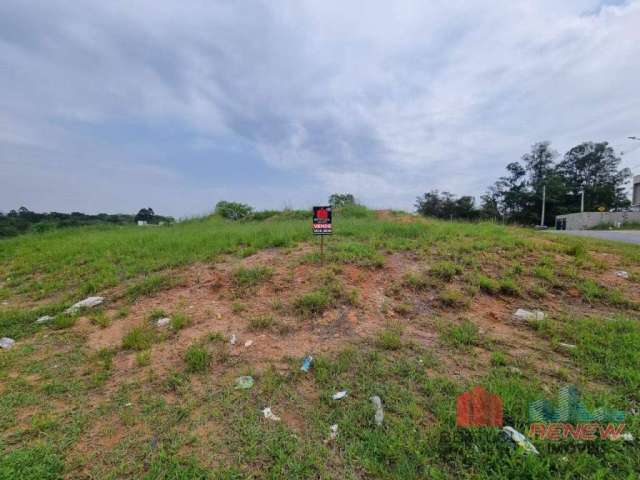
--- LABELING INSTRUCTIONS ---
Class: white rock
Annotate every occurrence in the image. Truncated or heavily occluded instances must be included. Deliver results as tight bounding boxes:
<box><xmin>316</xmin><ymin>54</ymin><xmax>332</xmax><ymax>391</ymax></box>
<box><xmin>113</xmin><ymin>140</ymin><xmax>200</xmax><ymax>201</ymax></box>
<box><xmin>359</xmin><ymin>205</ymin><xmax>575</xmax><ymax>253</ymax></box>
<box><xmin>156</xmin><ymin>317</ymin><xmax>171</xmax><ymax>327</ymax></box>
<box><xmin>332</xmin><ymin>390</ymin><xmax>348</xmax><ymax>400</ymax></box>
<box><xmin>65</xmin><ymin>296</ymin><xmax>104</xmax><ymax>314</ymax></box>
<box><xmin>230</xmin><ymin>334</ymin><xmax>237</xmax><ymax>345</ymax></box>
<box><xmin>261</xmin><ymin>407</ymin><xmax>281</xmax><ymax>421</ymax></box>
<box><xmin>36</xmin><ymin>315</ymin><xmax>53</xmax><ymax>324</ymax></box>
<box><xmin>244</xmin><ymin>340</ymin><xmax>253</xmax><ymax>347</ymax></box>
<box><xmin>0</xmin><ymin>337</ymin><xmax>15</xmax><ymax>349</ymax></box>
<box><xmin>328</xmin><ymin>424</ymin><xmax>338</xmax><ymax>441</ymax></box>
<box><xmin>615</xmin><ymin>271</ymin><xmax>630</xmax><ymax>279</ymax></box>
<box><xmin>513</xmin><ymin>309</ymin><xmax>545</xmax><ymax>322</ymax></box>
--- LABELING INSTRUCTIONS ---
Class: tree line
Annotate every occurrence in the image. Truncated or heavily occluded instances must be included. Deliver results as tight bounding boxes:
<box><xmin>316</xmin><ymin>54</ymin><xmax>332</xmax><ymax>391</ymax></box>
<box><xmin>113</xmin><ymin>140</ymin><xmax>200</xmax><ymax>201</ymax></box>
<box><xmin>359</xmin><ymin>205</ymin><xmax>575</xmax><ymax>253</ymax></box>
<box><xmin>0</xmin><ymin>207</ymin><xmax>174</xmax><ymax>238</ymax></box>
<box><xmin>416</xmin><ymin>141</ymin><xmax>632</xmax><ymax>225</ymax></box>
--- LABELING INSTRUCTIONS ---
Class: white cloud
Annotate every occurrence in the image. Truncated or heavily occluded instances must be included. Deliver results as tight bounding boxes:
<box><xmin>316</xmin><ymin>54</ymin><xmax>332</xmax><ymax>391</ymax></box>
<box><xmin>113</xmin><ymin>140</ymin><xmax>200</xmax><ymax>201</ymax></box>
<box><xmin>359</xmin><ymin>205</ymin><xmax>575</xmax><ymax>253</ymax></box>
<box><xmin>0</xmin><ymin>0</ymin><xmax>639</xmax><ymax>215</ymax></box>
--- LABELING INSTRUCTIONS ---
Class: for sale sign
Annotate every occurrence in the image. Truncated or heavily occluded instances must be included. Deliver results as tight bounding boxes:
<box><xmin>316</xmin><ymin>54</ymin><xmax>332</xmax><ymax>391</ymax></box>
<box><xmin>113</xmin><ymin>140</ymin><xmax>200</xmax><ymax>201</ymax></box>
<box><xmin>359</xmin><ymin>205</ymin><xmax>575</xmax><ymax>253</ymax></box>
<box><xmin>312</xmin><ymin>206</ymin><xmax>332</xmax><ymax>235</ymax></box>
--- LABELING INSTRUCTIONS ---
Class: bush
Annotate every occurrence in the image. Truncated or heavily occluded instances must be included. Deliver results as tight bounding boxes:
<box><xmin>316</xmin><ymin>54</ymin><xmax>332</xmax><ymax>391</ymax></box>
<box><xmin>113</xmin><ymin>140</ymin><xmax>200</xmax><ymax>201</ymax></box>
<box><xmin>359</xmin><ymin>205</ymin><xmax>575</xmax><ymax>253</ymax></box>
<box><xmin>184</xmin><ymin>345</ymin><xmax>210</xmax><ymax>372</ymax></box>
<box><xmin>122</xmin><ymin>326</ymin><xmax>157</xmax><ymax>351</ymax></box>
<box><xmin>294</xmin><ymin>290</ymin><xmax>331</xmax><ymax>316</ymax></box>
<box><xmin>215</xmin><ymin>201</ymin><xmax>253</xmax><ymax>220</ymax></box>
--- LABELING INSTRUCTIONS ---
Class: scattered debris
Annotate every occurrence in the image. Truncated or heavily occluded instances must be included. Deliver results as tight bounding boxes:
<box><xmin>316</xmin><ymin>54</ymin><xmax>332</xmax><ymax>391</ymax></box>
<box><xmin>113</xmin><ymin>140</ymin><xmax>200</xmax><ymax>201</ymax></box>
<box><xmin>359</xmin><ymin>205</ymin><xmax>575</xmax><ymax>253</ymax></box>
<box><xmin>35</xmin><ymin>315</ymin><xmax>54</xmax><ymax>324</ymax></box>
<box><xmin>370</xmin><ymin>395</ymin><xmax>384</xmax><ymax>426</ymax></box>
<box><xmin>156</xmin><ymin>317</ymin><xmax>171</xmax><ymax>327</ymax></box>
<box><xmin>301</xmin><ymin>355</ymin><xmax>313</xmax><ymax>372</ymax></box>
<box><xmin>325</xmin><ymin>424</ymin><xmax>338</xmax><ymax>443</ymax></box>
<box><xmin>558</xmin><ymin>342</ymin><xmax>577</xmax><ymax>350</ymax></box>
<box><xmin>0</xmin><ymin>337</ymin><xmax>15</xmax><ymax>349</ymax></box>
<box><xmin>614</xmin><ymin>432</ymin><xmax>635</xmax><ymax>442</ymax></box>
<box><xmin>501</xmin><ymin>426</ymin><xmax>539</xmax><ymax>455</ymax></box>
<box><xmin>508</xmin><ymin>367</ymin><xmax>522</xmax><ymax>374</ymax></box>
<box><xmin>615</xmin><ymin>271</ymin><xmax>630</xmax><ymax>279</ymax></box>
<box><xmin>332</xmin><ymin>390</ymin><xmax>348</xmax><ymax>400</ymax></box>
<box><xmin>65</xmin><ymin>296</ymin><xmax>104</xmax><ymax>314</ymax></box>
<box><xmin>230</xmin><ymin>334</ymin><xmax>237</xmax><ymax>345</ymax></box>
<box><xmin>513</xmin><ymin>309</ymin><xmax>545</xmax><ymax>322</ymax></box>
<box><xmin>235</xmin><ymin>376</ymin><xmax>254</xmax><ymax>389</ymax></box>
<box><xmin>244</xmin><ymin>340</ymin><xmax>253</xmax><ymax>347</ymax></box>
<box><xmin>261</xmin><ymin>407</ymin><xmax>281</xmax><ymax>421</ymax></box>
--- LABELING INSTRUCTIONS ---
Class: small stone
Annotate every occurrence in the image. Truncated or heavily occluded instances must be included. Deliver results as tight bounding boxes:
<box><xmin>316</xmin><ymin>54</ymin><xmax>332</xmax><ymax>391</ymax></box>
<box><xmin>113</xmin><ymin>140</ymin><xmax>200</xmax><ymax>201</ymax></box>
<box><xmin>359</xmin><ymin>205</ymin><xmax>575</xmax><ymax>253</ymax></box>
<box><xmin>156</xmin><ymin>317</ymin><xmax>171</xmax><ymax>327</ymax></box>
<box><xmin>36</xmin><ymin>315</ymin><xmax>54</xmax><ymax>324</ymax></box>
<box><xmin>513</xmin><ymin>309</ymin><xmax>545</xmax><ymax>322</ymax></box>
<box><xmin>615</xmin><ymin>271</ymin><xmax>630</xmax><ymax>279</ymax></box>
<box><xmin>244</xmin><ymin>340</ymin><xmax>253</xmax><ymax>347</ymax></box>
<box><xmin>230</xmin><ymin>334</ymin><xmax>237</xmax><ymax>345</ymax></box>
<box><xmin>261</xmin><ymin>407</ymin><xmax>281</xmax><ymax>421</ymax></box>
<box><xmin>0</xmin><ymin>337</ymin><xmax>16</xmax><ymax>350</ymax></box>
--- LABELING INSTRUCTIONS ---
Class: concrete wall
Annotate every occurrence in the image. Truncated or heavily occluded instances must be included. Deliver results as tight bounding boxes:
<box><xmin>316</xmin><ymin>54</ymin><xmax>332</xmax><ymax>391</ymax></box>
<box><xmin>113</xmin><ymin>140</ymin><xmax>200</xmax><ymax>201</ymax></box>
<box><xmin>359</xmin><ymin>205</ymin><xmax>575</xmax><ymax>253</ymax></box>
<box><xmin>633</xmin><ymin>175</ymin><xmax>640</xmax><ymax>206</ymax></box>
<box><xmin>555</xmin><ymin>211</ymin><xmax>640</xmax><ymax>230</ymax></box>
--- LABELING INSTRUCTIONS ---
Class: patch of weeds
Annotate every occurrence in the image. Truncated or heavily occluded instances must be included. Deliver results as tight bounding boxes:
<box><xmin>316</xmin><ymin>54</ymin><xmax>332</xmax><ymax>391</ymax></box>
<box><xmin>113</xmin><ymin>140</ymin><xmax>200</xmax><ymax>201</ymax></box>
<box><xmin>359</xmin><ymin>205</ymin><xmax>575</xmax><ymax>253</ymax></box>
<box><xmin>402</xmin><ymin>271</ymin><xmax>433</xmax><ymax>291</ymax></box>
<box><xmin>184</xmin><ymin>344</ymin><xmax>210</xmax><ymax>373</ymax></box>
<box><xmin>271</xmin><ymin>298</ymin><xmax>284</xmax><ymax>311</ymax></box>
<box><xmin>529</xmin><ymin>283</ymin><xmax>548</xmax><ymax>299</ymax></box>
<box><xmin>430</xmin><ymin>261</ymin><xmax>461</xmax><ymax>281</ymax></box>
<box><xmin>393</xmin><ymin>302</ymin><xmax>413</xmax><ymax>316</ymax></box>
<box><xmin>442</xmin><ymin>320</ymin><xmax>478</xmax><ymax>348</ymax></box>
<box><xmin>115</xmin><ymin>306</ymin><xmax>129</xmax><ymax>319</ymax></box>
<box><xmin>122</xmin><ymin>326</ymin><xmax>157</xmax><ymax>351</ymax></box>
<box><xmin>498</xmin><ymin>277</ymin><xmax>521</xmax><ymax>296</ymax></box>
<box><xmin>437</xmin><ymin>288</ymin><xmax>470</xmax><ymax>309</ymax></box>
<box><xmin>94</xmin><ymin>347</ymin><xmax>116</xmax><ymax>370</ymax></box>
<box><xmin>565</xmin><ymin>242</ymin><xmax>587</xmax><ymax>259</ymax></box>
<box><xmin>126</xmin><ymin>274</ymin><xmax>177</xmax><ymax>301</ymax></box>
<box><xmin>375</xmin><ymin>322</ymin><xmax>404</xmax><ymax>350</ymax></box>
<box><xmin>248</xmin><ymin>314</ymin><xmax>277</xmax><ymax>331</ymax></box>
<box><xmin>147</xmin><ymin>309</ymin><xmax>167</xmax><ymax>321</ymax></box>
<box><xmin>510</xmin><ymin>262</ymin><xmax>524</xmax><ymax>276</ymax></box>
<box><xmin>476</xmin><ymin>274</ymin><xmax>499</xmax><ymax>295</ymax></box>
<box><xmin>207</xmin><ymin>331</ymin><xmax>225</xmax><ymax>342</ymax></box>
<box><xmin>170</xmin><ymin>313</ymin><xmax>191</xmax><ymax>330</ymax></box>
<box><xmin>51</xmin><ymin>313</ymin><xmax>76</xmax><ymax>330</ymax></box>
<box><xmin>533</xmin><ymin>265</ymin><xmax>555</xmax><ymax>282</ymax></box>
<box><xmin>0</xmin><ymin>444</ymin><xmax>64</xmax><ymax>480</ymax></box>
<box><xmin>232</xmin><ymin>266</ymin><xmax>272</xmax><ymax>290</ymax></box>
<box><xmin>347</xmin><ymin>288</ymin><xmax>359</xmax><ymax>306</ymax></box>
<box><xmin>136</xmin><ymin>350</ymin><xmax>151</xmax><ymax>367</ymax></box>
<box><xmin>231</xmin><ymin>302</ymin><xmax>247</xmax><ymax>313</ymax></box>
<box><xmin>293</xmin><ymin>290</ymin><xmax>330</xmax><ymax>316</ymax></box>
<box><xmin>90</xmin><ymin>311</ymin><xmax>110</xmax><ymax>328</ymax></box>
<box><xmin>490</xmin><ymin>351</ymin><xmax>507</xmax><ymax>367</ymax></box>
<box><xmin>578</xmin><ymin>279</ymin><xmax>635</xmax><ymax>308</ymax></box>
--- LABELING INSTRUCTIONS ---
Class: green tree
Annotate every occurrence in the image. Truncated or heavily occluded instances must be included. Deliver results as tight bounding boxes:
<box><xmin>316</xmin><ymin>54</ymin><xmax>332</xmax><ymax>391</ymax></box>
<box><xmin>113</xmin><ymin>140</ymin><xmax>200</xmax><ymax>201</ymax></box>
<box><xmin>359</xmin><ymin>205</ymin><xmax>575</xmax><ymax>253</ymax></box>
<box><xmin>328</xmin><ymin>193</ymin><xmax>356</xmax><ymax>208</ymax></box>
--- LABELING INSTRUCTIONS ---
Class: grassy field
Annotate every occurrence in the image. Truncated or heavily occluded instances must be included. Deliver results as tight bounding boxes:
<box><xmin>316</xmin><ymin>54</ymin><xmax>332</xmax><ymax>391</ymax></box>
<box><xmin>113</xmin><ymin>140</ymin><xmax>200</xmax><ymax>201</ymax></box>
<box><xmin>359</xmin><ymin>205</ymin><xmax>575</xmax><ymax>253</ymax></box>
<box><xmin>1</xmin><ymin>208</ymin><xmax>639</xmax><ymax>479</ymax></box>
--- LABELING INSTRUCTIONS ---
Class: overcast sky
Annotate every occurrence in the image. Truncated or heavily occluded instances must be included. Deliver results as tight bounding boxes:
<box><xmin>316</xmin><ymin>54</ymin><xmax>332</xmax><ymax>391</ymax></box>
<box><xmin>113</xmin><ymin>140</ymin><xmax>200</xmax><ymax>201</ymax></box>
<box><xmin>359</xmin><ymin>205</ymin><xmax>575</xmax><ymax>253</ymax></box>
<box><xmin>1</xmin><ymin>0</ymin><xmax>639</xmax><ymax>217</ymax></box>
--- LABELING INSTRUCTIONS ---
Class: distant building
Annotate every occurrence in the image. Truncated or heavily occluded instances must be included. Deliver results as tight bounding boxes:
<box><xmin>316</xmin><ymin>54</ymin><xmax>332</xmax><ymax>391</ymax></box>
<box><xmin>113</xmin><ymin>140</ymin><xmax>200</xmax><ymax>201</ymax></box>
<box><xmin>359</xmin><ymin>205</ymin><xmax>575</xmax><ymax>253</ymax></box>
<box><xmin>633</xmin><ymin>175</ymin><xmax>640</xmax><ymax>206</ymax></box>
<box><xmin>555</xmin><ymin>211</ymin><xmax>640</xmax><ymax>230</ymax></box>
<box><xmin>137</xmin><ymin>220</ymin><xmax>147</xmax><ymax>226</ymax></box>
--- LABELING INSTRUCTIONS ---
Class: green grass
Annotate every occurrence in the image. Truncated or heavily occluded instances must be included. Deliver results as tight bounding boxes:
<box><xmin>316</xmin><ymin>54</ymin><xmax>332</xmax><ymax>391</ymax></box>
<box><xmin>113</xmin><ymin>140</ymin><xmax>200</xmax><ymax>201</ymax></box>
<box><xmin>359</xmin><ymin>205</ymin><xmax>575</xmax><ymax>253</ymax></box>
<box><xmin>375</xmin><ymin>323</ymin><xmax>404</xmax><ymax>350</ymax></box>
<box><xmin>430</xmin><ymin>261</ymin><xmax>462</xmax><ymax>281</ymax></box>
<box><xmin>170</xmin><ymin>313</ymin><xmax>191</xmax><ymax>331</ymax></box>
<box><xmin>121</xmin><ymin>326</ymin><xmax>157</xmax><ymax>351</ymax></box>
<box><xmin>184</xmin><ymin>345</ymin><xmax>211</xmax><ymax>373</ymax></box>
<box><xmin>247</xmin><ymin>314</ymin><xmax>277</xmax><ymax>331</ymax></box>
<box><xmin>293</xmin><ymin>290</ymin><xmax>331</xmax><ymax>316</ymax></box>
<box><xmin>232</xmin><ymin>266</ymin><xmax>273</xmax><ymax>290</ymax></box>
<box><xmin>442</xmin><ymin>320</ymin><xmax>479</xmax><ymax>348</ymax></box>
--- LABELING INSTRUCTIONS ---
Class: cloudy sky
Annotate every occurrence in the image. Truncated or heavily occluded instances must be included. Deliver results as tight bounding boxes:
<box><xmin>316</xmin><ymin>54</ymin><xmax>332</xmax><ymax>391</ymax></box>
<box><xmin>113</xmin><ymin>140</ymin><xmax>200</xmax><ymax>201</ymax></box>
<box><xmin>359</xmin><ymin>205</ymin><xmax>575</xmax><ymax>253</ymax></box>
<box><xmin>1</xmin><ymin>0</ymin><xmax>639</xmax><ymax>217</ymax></box>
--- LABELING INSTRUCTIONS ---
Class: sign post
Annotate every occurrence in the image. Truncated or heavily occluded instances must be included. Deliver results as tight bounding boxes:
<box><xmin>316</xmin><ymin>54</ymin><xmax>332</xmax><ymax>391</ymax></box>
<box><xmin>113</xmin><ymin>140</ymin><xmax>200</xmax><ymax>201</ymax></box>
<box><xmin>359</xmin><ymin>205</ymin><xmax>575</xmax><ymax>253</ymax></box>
<box><xmin>312</xmin><ymin>206</ymin><xmax>332</xmax><ymax>266</ymax></box>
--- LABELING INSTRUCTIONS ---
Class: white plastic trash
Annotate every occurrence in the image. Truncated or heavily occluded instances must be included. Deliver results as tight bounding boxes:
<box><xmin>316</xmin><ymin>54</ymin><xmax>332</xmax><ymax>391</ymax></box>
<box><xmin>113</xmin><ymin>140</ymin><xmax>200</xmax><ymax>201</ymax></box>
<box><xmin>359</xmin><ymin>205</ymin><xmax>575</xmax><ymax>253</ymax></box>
<box><xmin>332</xmin><ymin>390</ymin><xmax>348</xmax><ymax>400</ymax></box>
<box><xmin>615</xmin><ymin>271</ymin><xmax>630</xmax><ymax>279</ymax></box>
<box><xmin>156</xmin><ymin>317</ymin><xmax>171</xmax><ymax>327</ymax></box>
<box><xmin>0</xmin><ymin>337</ymin><xmax>15</xmax><ymax>350</ymax></box>
<box><xmin>65</xmin><ymin>296</ymin><xmax>104</xmax><ymax>314</ymax></box>
<box><xmin>370</xmin><ymin>395</ymin><xmax>384</xmax><ymax>426</ymax></box>
<box><xmin>230</xmin><ymin>334</ymin><xmax>237</xmax><ymax>345</ymax></box>
<box><xmin>502</xmin><ymin>426</ymin><xmax>539</xmax><ymax>455</ymax></box>
<box><xmin>262</xmin><ymin>407</ymin><xmax>281</xmax><ymax>421</ymax></box>
<box><xmin>36</xmin><ymin>315</ymin><xmax>53</xmax><ymax>324</ymax></box>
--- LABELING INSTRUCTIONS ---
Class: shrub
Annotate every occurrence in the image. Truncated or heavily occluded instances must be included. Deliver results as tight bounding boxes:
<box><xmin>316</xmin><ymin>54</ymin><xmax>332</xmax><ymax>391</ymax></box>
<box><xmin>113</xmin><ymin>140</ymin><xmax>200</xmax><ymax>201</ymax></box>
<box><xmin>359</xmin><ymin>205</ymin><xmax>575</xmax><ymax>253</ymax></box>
<box><xmin>184</xmin><ymin>345</ymin><xmax>210</xmax><ymax>372</ymax></box>
<box><xmin>430</xmin><ymin>261</ymin><xmax>461</xmax><ymax>281</ymax></box>
<box><xmin>294</xmin><ymin>290</ymin><xmax>331</xmax><ymax>316</ymax></box>
<box><xmin>214</xmin><ymin>201</ymin><xmax>253</xmax><ymax>220</ymax></box>
<box><xmin>122</xmin><ymin>326</ymin><xmax>157</xmax><ymax>351</ymax></box>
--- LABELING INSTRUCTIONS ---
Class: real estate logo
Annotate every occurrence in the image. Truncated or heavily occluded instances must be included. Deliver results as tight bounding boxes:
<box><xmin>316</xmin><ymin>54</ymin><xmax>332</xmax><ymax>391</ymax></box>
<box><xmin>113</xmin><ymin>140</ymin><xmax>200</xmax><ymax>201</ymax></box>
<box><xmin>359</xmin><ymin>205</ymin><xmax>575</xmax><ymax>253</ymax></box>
<box><xmin>456</xmin><ymin>385</ymin><xmax>503</xmax><ymax>427</ymax></box>
<box><xmin>528</xmin><ymin>385</ymin><xmax>626</xmax><ymax>441</ymax></box>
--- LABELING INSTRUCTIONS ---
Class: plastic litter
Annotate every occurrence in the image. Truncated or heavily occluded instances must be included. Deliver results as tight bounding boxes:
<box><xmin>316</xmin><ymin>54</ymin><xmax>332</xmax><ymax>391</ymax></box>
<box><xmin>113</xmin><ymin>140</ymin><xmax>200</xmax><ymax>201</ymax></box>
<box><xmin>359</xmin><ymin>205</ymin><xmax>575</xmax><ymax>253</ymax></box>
<box><xmin>615</xmin><ymin>271</ymin><xmax>630</xmax><ymax>279</ymax></box>
<box><xmin>513</xmin><ymin>309</ymin><xmax>545</xmax><ymax>322</ymax></box>
<box><xmin>325</xmin><ymin>424</ymin><xmax>338</xmax><ymax>443</ymax></box>
<box><xmin>301</xmin><ymin>355</ymin><xmax>313</xmax><ymax>372</ymax></box>
<box><xmin>558</xmin><ymin>342</ymin><xmax>577</xmax><ymax>350</ymax></box>
<box><xmin>262</xmin><ymin>407</ymin><xmax>281</xmax><ymax>421</ymax></box>
<box><xmin>65</xmin><ymin>296</ymin><xmax>104</xmax><ymax>314</ymax></box>
<box><xmin>0</xmin><ymin>337</ymin><xmax>15</xmax><ymax>350</ymax></box>
<box><xmin>370</xmin><ymin>395</ymin><xmax>384</xmax><ymax>426</ymax></box>
<box><xmin>332</xmin><ymin>390</ymin><xmax>348</xmax><ymax>400</ymax></box>
<box><xmin>156</xmin><ymin>317</ymin><xmax>171</xmax><ymax>327</ymax></box>
<box><xmin>36</xmin><ymin>315</ymin><xmax>53</xmax><ymax>324</ymax></box>
<box><xmin>235</xmin><ymin>376</ymin><xmax>254</xmax><ymax>389</ymax></box>
<box><xmin>244</xmin><ymin>340</ymin><xmax>253</xmax><ymax>347</ymax></box>
<box><xmin>501</xmin><ymin>426</ymin><xmax>539</xmax><ymax>455</ymax></box>
<box><xmin>230</xmin><ymin>334</ymin><xmax>237</xmax><ymax>345</ymax></box>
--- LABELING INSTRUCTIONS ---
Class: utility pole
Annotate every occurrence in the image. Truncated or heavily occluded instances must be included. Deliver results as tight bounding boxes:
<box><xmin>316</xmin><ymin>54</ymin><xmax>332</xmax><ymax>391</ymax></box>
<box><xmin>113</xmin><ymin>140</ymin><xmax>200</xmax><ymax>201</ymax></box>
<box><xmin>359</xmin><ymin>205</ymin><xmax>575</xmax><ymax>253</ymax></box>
<box><xmin>540</xmin><ymin>184</ymin><xmax>546</xmax><ymax>227</ymax></box>
<box><xmin>580</xmin><ymin>190</ymin><xmax>585</xmax><ymax>213</ymax></box>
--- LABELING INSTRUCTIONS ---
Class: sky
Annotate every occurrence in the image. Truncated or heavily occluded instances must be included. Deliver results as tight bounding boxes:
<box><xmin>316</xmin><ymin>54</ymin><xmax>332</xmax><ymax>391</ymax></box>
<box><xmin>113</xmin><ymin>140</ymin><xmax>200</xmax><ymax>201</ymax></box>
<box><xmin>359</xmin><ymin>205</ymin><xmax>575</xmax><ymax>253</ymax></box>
<box><xmin>1</xmin><ymin>0</ymin><xmax>640</xmax><ymax>218</ymax></box>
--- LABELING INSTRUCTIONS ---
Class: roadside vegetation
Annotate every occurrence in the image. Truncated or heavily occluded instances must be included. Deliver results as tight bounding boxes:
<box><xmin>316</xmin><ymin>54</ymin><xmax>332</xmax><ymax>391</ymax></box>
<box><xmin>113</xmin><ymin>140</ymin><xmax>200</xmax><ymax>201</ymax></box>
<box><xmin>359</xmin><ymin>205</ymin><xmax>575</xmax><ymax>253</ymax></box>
<box><xmin>1</xmin><ymin>205</ymin><xmax>639</xmax><ymax>478</ymax></box>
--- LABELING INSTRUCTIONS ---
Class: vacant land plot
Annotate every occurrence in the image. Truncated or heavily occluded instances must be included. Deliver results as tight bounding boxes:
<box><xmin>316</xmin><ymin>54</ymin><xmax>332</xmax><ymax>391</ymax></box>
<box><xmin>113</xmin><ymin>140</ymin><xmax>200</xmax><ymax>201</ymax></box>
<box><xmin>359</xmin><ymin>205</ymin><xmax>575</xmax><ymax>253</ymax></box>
<box><xmin>1</xmin><ymin>209</ymin><xmax>639</xmax><ymax>478</ymax></box>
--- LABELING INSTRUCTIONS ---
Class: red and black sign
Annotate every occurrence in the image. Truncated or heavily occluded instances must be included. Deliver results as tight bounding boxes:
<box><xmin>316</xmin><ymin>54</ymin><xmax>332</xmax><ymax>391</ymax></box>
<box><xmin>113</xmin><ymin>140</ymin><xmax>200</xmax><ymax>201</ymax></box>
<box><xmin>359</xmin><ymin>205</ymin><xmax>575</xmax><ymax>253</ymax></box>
<box><xmin>312</xmin><ymin>206</ymin><xmax>332</xmax><ymax>235</ymax></box>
